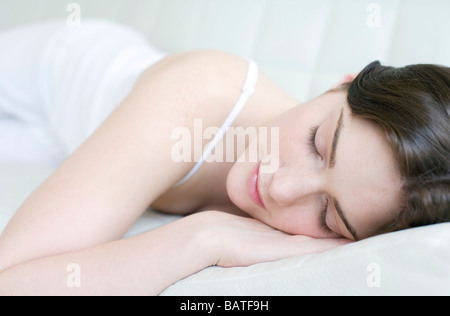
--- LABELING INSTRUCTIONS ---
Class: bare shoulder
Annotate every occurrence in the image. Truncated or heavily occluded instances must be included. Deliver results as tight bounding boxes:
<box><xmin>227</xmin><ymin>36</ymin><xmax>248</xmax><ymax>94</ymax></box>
<box><xmin>137</xmin><ymin>50</ymin><xmax>250</xmax><ymax>94</ymax></box>
<box><xmin>129</xmin><ymin>50</ymin><xmax>259</xmax><ymax>143</ymax></box>
<box><xmin>143</xmin><ymin>49</ymin><xmax>299</xmax><ymax>121</ymax></box>
<box><xmin>136</xmin><ymin>49</ymin><xmax>296</xmax><ymax>112</ymax></box>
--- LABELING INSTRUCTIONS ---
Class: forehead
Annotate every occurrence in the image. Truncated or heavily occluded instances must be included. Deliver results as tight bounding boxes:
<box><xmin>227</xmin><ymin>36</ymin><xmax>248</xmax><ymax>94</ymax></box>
<box><xmin>333</xmin><ymin>101</ymin><xmax>403</xmax><ymax>238</ymax></box>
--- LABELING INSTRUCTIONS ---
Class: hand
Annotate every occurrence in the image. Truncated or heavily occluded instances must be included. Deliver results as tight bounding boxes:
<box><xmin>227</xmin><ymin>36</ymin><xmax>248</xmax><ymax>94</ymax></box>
<box><xmin>197</xmin><ymin>211</ymin><xmax>352</xmax><ymax>268</ymax></box>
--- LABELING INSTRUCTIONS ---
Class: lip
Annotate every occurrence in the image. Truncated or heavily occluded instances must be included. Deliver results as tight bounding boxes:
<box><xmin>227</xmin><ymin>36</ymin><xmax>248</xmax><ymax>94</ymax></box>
<box><xmin>247</xmin><ymin>161</ymin><xmax>266</xmax><ymax>209</ymax></box>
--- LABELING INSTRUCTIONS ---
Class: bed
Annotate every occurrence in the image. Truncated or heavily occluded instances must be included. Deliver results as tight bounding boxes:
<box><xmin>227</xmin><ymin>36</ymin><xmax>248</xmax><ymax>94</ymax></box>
<box><xmin>0</xmin><ymin>0</ymin><xmax>449</xmax><ymax>295</ymax></box>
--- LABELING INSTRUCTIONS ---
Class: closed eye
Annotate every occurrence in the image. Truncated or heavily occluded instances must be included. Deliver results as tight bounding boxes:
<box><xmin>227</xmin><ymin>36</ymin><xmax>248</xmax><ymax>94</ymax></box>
<box><xmin>308</xmin><ymin>125</ymin><xmax>321</xmax><ymax>158</ymax></box>
<box><xmin>319</xmin><ymin>198</ymin><xmax>332</xmax><ymax>234</ymax></box>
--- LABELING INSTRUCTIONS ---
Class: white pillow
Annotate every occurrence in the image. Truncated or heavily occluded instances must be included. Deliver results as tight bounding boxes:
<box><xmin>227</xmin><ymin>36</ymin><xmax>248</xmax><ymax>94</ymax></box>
<box><xmin>161</xmin><ymin>222</ymin><xmax>450</xmax><ymax>295</ymax></box>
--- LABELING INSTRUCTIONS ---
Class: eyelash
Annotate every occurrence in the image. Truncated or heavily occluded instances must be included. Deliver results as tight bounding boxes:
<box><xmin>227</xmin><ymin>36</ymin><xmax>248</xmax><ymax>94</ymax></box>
<box><xmin>308</xmin><ymin>125</ymin><xmax>332</xmax><ymax>234</ymax></box>
<box><xmin>308</xmin><ymin>125</ymin><xmax>321</xmax><ymax>158</ymax></box>
<box><xmin>320</xmin><ymin>198</ymin><xmax>332</xmax><ymax>234</ymax></box>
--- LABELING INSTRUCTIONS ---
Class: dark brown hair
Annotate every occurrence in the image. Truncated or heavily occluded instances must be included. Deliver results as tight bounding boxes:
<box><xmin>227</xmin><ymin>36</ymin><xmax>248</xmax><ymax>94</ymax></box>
<box><xmin>344</xmin><ymin>61</ymin><xmax>450</xmax><ymax>235</ymax></box>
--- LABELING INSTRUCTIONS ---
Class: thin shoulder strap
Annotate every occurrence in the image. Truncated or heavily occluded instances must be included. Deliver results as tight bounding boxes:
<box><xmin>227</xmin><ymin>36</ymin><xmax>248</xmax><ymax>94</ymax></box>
<box><xmin>174</xmin><ymin>59</ymin><xmax>259</xmax><ymax>187</ymax></box>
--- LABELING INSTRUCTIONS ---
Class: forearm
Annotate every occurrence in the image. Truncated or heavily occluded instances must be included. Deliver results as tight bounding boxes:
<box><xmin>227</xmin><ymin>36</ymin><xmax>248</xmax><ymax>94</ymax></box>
<box><xmin>0</xmin><ymin>215</ymin><xmax>214</xmax><ymax>296</ymax></box>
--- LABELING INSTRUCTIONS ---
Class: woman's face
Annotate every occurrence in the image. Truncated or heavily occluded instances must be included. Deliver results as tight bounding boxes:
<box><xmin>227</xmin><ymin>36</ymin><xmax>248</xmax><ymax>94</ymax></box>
<box><xmin>227</xmin><ymin>89</ymin><xmax>402</xmax><ymax>241</ymax></box>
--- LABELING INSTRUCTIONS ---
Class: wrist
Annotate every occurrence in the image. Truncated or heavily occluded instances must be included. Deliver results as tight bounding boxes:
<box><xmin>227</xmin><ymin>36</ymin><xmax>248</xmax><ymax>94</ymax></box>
<box><xmin>182</xmin><ymin>211</ymin><xmax>223</xmax><ymax>267</ymax></box>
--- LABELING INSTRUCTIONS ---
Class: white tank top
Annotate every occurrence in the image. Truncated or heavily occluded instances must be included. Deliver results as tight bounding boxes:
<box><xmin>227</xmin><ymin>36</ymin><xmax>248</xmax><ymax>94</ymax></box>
<box><xmin>174</xmin><ymin>59</ymin><xmax>259</xmax><ymax>187</ymax></box>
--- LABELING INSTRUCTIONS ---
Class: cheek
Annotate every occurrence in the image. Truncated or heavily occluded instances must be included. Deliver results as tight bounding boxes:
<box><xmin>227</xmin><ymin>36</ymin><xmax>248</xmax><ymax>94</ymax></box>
<box><xmin>226</xmin><ymin>160</ymin><xmax>254</xmax><ymax>213</ymax></box>
<box><xmin>269</xmin><ymin>111</ymin><xmax>310</xmax><ymax>159</ymax></box>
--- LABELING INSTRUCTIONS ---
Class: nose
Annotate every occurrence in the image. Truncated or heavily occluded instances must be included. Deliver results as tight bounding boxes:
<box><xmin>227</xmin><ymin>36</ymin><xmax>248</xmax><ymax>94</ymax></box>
<box><xmin>268</xmin><ymin>164</ymin><xmax>324</xmax><ymax>207</ymax></box>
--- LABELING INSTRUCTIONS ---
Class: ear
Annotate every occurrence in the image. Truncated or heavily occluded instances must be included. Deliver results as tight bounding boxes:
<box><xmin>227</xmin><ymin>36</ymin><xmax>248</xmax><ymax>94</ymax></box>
<box><xmin>331</xmin><ymin>73</ymin><xmax>358</xmax><ymax>89</ymax></box>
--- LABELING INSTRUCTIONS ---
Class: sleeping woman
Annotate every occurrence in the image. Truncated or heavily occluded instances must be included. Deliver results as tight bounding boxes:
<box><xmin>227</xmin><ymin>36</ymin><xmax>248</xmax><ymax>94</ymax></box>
<box><xmin>0</xmin><ymin>20</ymin><xmax>448</xmax><ymax>295</ymax></box>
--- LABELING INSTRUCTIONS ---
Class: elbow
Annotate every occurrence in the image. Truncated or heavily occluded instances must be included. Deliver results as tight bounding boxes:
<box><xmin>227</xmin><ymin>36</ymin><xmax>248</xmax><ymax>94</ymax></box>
<box><xmin>0</xmin><ymin>263</ymin><xmax>10</xmax><ymax>274</ymax></box>
<box><xmin>0</xmin><ymin>274</ymin><xmax>5</xmax><ymax>296</ymax></box>
<box><xmin>0</xmin><ymin>248</ymin><xmax>16</xmax><ymax>274</ymax></box>
<box><xmin>0</xmin><ymin>268</ymin><xmax>11</xmax><ymax>295</ymax></box>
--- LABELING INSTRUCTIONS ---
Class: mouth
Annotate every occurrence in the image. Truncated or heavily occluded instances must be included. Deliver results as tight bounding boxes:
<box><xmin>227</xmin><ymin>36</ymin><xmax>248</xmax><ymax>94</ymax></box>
<box><xmin>247</xmin><ymin>161</ymin><xmax>266</xmax><ymax>209</ymax></box>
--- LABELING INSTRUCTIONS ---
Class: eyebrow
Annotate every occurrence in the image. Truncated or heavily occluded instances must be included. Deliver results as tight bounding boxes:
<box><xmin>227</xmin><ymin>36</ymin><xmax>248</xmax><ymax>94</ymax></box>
<box><xmin>333</xmin><ymin>198</ymin><xmax>359</xmax><ymax>241</ymax></box>
<box><xmin>329</xmin><ymin>108</ymin><xmax>359</xmax><ymax>241</ymax></box>
<box><xmin>329</xmin><ymin>108</ymin><xmax>344</xmax><ymax>169</ymax></box>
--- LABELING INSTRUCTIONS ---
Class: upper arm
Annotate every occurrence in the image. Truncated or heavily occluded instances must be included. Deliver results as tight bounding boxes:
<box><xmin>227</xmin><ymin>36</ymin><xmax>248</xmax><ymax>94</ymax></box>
<box><xmin>0</xmin><ymin>50</ymin><xmax>249</xmax><ymax>270</ymax></box>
